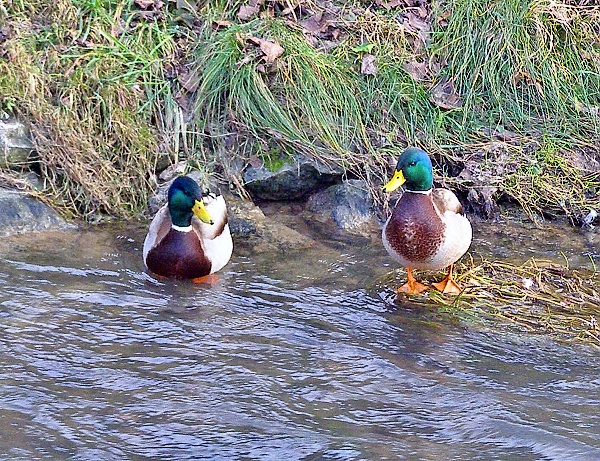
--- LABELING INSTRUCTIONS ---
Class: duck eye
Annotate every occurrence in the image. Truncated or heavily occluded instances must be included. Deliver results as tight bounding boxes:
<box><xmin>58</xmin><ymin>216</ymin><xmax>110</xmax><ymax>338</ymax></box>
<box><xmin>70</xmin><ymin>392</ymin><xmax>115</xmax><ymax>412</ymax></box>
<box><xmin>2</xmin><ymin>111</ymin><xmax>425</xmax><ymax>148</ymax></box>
<box><xmin>408</xmin><ymin>161</ymin><xmax>417</xmax><ymax>167</ymax></box>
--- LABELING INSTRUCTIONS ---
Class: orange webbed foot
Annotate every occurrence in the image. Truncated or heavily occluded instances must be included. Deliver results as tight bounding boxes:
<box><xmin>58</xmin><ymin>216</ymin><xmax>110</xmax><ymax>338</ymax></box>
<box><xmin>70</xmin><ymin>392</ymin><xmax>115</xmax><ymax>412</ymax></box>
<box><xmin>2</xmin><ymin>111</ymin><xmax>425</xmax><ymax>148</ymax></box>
<box><xmin>396</xmin><ymin>268</ymin><xmax>428</xmax><ymax>295</ymax></box>
<box><xmin>432</xmin><ymin>277</ymin><xmax>462</xmax><ymax>294</ymax></box>
<box><xmin>191</xmin><ymin>274</ymin><xmax>220</xmax><ymax>286</ymax></box>
<box><xmin>431</xmin><ymin>265</ymin><xmax>463</xmax><ymax>294</ymax></box>
<box><xmin>397</xmin><ymin>280</ymin><xmax>429</xmax><ymax>295</ymax></box>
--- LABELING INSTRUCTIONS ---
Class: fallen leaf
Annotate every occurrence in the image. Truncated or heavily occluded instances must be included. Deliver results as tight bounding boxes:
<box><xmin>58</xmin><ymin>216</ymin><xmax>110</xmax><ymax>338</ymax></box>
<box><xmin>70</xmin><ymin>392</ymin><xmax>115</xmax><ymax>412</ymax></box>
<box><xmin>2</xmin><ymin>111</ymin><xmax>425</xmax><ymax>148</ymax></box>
<box><xmin>376</xmin><ymin>0</ymin><xmax>404</xmax><ymax>9</ymax></box>
<box><xmin>259</xmin><ymin>39</ymin><xmax>284</xmax><ymax>63</ymax></box>
<box><xmin>110</xmin><ymin>22</ymin><xmax>124</xmax><ymax>38</ymax></box>
<box><xmin>0</xmin><ymin>27</ymin><xmax>13</xmax><ymax>43</ymax></box>
<box><xmin>136</xmin><ymin>0</ymin><xmax>164</xmax><ymax>9</ymax></box>
<box><xmin>412</xmin><ymin>5</ymin><xmax>428</xmax><ymax>18</ymax></box>
<box><xmin>429</xmin><ymin>77</ymin><xmax>462</xmax><ymax>109</ymax></box>
<box><xmin>401</xmin><ymin>10</ymin><xmax>431</xmax><ymax>43</ymax></box>
<box><xmin>240</xmin><ymin>36</ymin><xmax>284</xmax><ymax>66</ymax></box>
<box><xmin>135</xmin><ymin>0</ymin><xmax>155</xmax><ymax>8</ymax></box>
<box><xmin>176</xmin><ymin>0</ymin><xmax>197</xmax><ymax>12</ymax></box>
<box><xmin>212</xmin><ymin>20</ymin><xmax>231</xmax><ymax>30</ymax></box>
<box><xmin>281</xmin><ymin>1</ymin><xmax>300</xmax><ymax>16</ymax></box>
<box><xmin>301</xmin><ymin>13</ymin><xmax>325</xmax><ymax>34</ymax></box>
<box><xmin>300</xmin><ymin>12</ymin><xmax>342</xmax><ymax>41</ymax></box>
<box><xmin>264</xmin><ymin>7</ymin><xmax>274</xmax><ymax>18</ymax></box>
<box><xmin>513</xmin><ymin>70</ymin><xmax>544</xmax><ymax>96</ymax></box>
<box><xmin>238</xmin><ymin>5</ymin><xmax>260</xmax><ymax>20</ymax></box>
<box><xmin>361</xmin><ymin>54</ymin><xmax>377</xmax><ymax>75</ymax></box>
<box><xmin>235</xmin><ymin>33</ymin><xmax>246</xmax><ymax>46</ymax></box>
<box><xmin>178</xmin><ymin>69</ymin><xmax>200</xmax><ymax>92</ymax></box>
<box><xmin>436</xmin><ymin>9</ymin><xmax>451</xmax><ymax>27</ymax></box>
<box><xmin>403</xmin><ymin>60</ymin><xmax>430</xmax><ymax>82</ymax></box>
<box><xmin>174</xmin><ymin>89</ymin><xmax>190</xmax><ymax>111</ymax></box>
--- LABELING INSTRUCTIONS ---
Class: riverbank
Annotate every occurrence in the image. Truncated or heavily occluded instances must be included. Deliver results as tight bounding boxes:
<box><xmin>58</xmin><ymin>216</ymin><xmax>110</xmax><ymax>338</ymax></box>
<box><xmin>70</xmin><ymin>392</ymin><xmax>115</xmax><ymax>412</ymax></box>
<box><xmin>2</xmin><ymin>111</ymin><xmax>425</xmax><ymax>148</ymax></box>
<box><xmin>1</xmin><ymin>0</ymin><xmax>599</xmax><ymax>224</ymax></box>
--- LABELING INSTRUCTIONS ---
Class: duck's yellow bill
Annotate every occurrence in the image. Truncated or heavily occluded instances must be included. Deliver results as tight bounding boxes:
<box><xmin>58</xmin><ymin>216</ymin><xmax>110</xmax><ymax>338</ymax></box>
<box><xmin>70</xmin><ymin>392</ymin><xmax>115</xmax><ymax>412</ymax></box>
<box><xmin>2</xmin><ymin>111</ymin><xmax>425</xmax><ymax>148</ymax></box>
<box><xmin>382</xmin><ymin>170</ymin><xmax>406</xmax><ymax>193</ymax></box>
<box><xmin>192</xmin><ymin>199</ymin><xmax>214</xmax><ymax>225</ymax></box>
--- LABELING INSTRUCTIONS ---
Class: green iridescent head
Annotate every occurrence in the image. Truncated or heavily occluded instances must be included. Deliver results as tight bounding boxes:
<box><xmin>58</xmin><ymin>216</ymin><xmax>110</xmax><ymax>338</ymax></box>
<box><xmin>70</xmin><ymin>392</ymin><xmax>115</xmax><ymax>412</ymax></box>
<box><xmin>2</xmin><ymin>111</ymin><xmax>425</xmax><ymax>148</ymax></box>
<box><xmin>383</xmin><ymin>147</ymin><xmax>433</xmax><ymax>193</ymax></box>
<box><xmin>167</xmin><ymin>176</ymin><xmax>214</xmax><ymax>227</ymax></box>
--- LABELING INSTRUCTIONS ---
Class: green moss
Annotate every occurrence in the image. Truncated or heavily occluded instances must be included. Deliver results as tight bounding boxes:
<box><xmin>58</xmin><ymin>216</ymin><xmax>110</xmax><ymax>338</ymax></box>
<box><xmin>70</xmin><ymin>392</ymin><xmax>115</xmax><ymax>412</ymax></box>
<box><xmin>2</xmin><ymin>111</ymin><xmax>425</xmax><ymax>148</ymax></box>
<box><xmin>256</xmin><ymin>146</ymin><xmax>294</xmax><ymax>172</ymax></box>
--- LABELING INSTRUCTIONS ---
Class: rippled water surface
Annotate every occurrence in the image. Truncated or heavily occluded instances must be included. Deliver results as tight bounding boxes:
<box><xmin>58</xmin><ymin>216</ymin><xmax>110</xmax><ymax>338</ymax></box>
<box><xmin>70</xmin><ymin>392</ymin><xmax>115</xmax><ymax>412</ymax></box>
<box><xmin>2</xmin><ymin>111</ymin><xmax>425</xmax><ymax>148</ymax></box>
<box><xmin>1</xmin><ymin>221</ymin><xmax>599</xmax><ymax>461</ymax></box>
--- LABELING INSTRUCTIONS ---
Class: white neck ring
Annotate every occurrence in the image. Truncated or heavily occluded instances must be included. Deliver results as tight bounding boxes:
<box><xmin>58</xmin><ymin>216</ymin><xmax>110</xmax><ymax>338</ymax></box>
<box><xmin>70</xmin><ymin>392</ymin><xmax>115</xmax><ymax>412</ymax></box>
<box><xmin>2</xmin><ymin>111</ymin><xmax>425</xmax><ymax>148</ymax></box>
<box><xmin>405</xmin><ymin>189</ymin><xmax>432</xmax><ymax>195</ymax></box>
<box><xmin>172</xmin><ymin>224</ymin><xmax>193</xmax><ymax>233</ymax></box>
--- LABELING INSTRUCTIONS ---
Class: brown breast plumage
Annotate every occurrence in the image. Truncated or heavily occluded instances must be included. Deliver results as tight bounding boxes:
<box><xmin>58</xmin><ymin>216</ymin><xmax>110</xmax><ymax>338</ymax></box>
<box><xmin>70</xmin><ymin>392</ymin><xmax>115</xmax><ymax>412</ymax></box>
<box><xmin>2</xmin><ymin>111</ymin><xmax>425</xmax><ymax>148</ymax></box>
<box><xmin>145</xmin><ymin>229</ymin><xmax>211</xmax><ymax>279</ymax></box>
<box><xmin>384</xmin><ymin>192</ymin><xmax>445</xmax><ymax>263</ymax></box>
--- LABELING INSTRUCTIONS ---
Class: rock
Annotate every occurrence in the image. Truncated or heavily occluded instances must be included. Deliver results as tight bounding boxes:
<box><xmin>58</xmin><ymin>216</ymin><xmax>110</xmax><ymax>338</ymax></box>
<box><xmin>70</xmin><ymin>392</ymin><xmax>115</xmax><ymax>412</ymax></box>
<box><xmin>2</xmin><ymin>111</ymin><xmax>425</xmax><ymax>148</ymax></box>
<box><xmin>457</xmin><ymin>144</ymin><xmax>509</xmax><ymax>217</ymax></box>
<box><xmin>0</xmin><ymin>188</ymin><xmax>74</xmax><ymax>236</ymax></box>
<box><xmin>158</xmin><ymin>161</ymin><xmax>188</xmax><ymax>181</ymax></box>
<box><xmin>307</xmin><ymin>179</ymin><xmax>376</xmax><ymax>232</ymax></box>
<box><xmin>222</xmin><ymin>191</ymin><xmax>315</xmax><ymax>252</ymax></box>
<box><xmin>243</xmin><ymin>155</ymin><xmax>343</xmax><ymax>201</ymax></box>
<box><xmin>21</xmin><ymin>171</ymin><xmax>45</xmax><ymax>191</ymax></box>
<box><xmin>224</xmin><ymin>191</ymin><xmax>265</xmax><ymax>239</ymax></box>
<box><xmin>0</xmin><ymin>119</ymin><xmax>35</xmax><ymax>168</ymax></box>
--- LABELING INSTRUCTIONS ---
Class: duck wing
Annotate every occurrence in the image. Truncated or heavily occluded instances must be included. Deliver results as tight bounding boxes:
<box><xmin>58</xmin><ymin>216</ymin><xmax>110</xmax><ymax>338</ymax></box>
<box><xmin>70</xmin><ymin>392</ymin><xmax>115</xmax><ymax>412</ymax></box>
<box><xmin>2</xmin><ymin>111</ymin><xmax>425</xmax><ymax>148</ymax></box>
<box><xmin>431</xmin><ymin>188</ymin><xmax>464</xmax><ymax>216</ymax></box>
<box><xmin>143</xmin><ymin>205</ymin><xmax>172</xmax><ymax>261</ymax></box>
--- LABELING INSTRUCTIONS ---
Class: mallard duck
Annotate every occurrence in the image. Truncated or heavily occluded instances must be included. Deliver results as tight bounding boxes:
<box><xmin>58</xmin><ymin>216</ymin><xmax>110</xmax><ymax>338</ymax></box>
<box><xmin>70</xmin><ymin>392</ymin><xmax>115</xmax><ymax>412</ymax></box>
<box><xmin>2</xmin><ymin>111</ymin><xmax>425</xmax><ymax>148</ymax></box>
<box><xmin>382</xmin><ymin>147</ymin><xmax>472</xmax><ymax>295</ymax></box>
<box><xmin>143</xmin><ymin>176</ymin><xmax>233</xmax><ymax>280</ymax></box>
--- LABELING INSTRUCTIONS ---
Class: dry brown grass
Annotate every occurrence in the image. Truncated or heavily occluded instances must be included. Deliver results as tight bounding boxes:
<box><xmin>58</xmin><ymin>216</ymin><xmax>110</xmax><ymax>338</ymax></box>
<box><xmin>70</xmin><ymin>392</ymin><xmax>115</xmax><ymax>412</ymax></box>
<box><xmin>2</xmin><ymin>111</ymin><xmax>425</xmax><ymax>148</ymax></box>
<box><xmin>375</xmin><ymin>257</ymin><xmax>600</xmax><ymax>347</ymax></box>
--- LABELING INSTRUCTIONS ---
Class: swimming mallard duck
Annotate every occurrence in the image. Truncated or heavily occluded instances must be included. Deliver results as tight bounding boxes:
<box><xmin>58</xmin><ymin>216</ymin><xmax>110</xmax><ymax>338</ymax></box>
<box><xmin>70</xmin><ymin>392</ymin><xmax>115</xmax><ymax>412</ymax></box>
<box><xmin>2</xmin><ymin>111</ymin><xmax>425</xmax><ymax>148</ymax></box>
<box><xmin>382</xmin><ymin>147</ymin><xmax>472</xmax><ymax>295</ymax></box>
<box><xmin>143</xmin><ymin>176</ymin><xmax>233</xmax><ymax>280</ymax></box>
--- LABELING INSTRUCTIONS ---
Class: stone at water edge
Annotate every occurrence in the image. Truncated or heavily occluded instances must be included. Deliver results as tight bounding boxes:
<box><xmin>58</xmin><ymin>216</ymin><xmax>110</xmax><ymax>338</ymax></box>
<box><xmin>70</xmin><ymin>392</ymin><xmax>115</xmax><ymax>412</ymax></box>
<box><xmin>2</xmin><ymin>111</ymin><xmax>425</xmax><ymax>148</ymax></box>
<box><xmin>243</xmin><ymin>155</ymin><xmax>343</xmax><ymax>201</ymax></box>
<box><xmin>307</xmin><ymin>179</ymin><xmax>377</xmax><ymax>231</ymax></box>
<box><xmin>0</xmin><ymin>188</ymin><xmax>74</xmax><ymax>236</ymax></box>
<box><xmin>0</xmin><ymin>119</ymin><xmax>35</xmax><ymax>168</ymax></box>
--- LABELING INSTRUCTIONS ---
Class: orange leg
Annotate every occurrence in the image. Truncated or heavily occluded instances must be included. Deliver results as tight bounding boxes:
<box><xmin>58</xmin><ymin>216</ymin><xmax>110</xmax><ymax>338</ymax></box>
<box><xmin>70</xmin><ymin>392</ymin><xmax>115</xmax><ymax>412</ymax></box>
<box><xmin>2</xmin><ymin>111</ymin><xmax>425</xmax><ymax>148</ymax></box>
<box><xmin>191</xmin><ymin>274</ymin><xmax>220</xmax><ymax>286</ymax></box>
<box><xmin>397</xmin><ymin>268</ymin><xmax>428</xmax><ymax>295</ymax></box>
<box><xmin>432</xmin><ymin>264</ymin><xmax>463</xmax><ymax>294</ymax></box>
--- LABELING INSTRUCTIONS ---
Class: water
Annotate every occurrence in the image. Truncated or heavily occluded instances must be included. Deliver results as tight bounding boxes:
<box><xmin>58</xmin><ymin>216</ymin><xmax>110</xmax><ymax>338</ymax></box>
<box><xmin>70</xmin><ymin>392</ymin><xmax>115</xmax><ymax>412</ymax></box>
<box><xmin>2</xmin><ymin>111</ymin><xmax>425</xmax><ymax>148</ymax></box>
<box><xmin>0</xmin><ymin>221</ymin><xmax>599</xmax><ymax>461</ymax></box>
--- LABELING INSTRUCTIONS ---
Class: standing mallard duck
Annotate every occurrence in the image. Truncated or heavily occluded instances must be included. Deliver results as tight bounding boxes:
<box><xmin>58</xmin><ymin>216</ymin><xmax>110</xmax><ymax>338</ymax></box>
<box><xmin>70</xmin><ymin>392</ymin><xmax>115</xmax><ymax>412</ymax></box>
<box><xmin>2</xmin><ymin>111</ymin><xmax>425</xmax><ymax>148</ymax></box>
<box><xmin>382</xmin><ymin>147</ymin><xmax>472</xmax><ymax>295</ymax></box>
<box><xmin>143</xmin><ymin>176</ymin><xmax>233</xmax><ymax>280</ymax></box>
